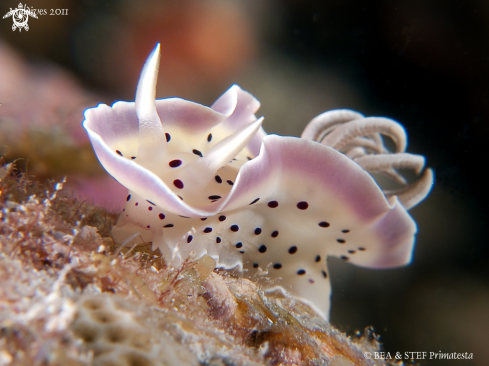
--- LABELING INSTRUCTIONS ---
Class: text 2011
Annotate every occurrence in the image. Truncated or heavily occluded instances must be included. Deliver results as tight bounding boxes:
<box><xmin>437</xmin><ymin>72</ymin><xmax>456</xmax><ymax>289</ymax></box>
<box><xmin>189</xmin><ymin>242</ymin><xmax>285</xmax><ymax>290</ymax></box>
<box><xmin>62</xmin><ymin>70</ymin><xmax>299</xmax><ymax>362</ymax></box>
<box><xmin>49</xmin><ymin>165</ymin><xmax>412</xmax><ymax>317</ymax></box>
<box><xmin>35</xmin><ymin>9</ymin><xmax>69</xmax><ymax>16</ymax></box>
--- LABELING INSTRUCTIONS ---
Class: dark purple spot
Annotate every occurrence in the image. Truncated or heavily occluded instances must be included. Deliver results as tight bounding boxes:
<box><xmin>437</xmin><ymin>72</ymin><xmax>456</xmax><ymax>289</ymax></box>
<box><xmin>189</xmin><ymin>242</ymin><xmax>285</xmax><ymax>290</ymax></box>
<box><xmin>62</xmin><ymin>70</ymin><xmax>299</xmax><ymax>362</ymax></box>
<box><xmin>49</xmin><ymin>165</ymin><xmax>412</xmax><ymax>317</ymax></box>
<box><xmin>148</xmin><ymin>206</ymin><xmax>153</xmax><ymax>211</ymax></box>
<box><xmin>318</xmin><ymin>221</ymin><xmax>330</xmax><ymax>228</ymax></box>
<box><xmin>249</xmin><ymin>198</ymin><xmax>260</xmax><ymax>205</ymax></box>
<box><xmin>322</xmin><ymin>271</ymin><xmax>327</xmax><ymax>278</ymax></box>
<box><xmin>273</xmin><ymin>263</ymin><xmax>282</xmax><ymax>270</ymax></box>
<box><xmin>123</xmin><ymin>208</ymin><xmax>125</xmax><ymax>212</ymax></box>
<box><xmin>309</xmin><ymin>279</ymin><xmax>315</xmax><ymax>284</ymax></box>
<box><xmin>227</xmin><ymin>180</ymin><xmax>234</xmax><ymax>186</ymax></box>
<box><xmin>230</xmin><ymin>225</ymin><xmax>239</xmax><ymax>232</ymax></box>
<box><xmin>239</xmin><ymin>251</ymin><xmax>245</xmax><ymax>254</ymax></box>
<box><xmin>216</xmin><ymin>237</ymin><xmax>221</xmax><ymax>243</ymax></box>
<box><xmin>297</xmin><ymin>269</ymin><xmax>306</xmax><ymax>275</ymax></box>
<box><xmin>215</xmin><ymin>175</ymin><xmax>222</xmax><ymax>184</ymax></box>
<box><xmin>258</xmin><ymin>245</ymin><xmax>267</xmax><ymax>253</ymax></box>
<box><xmin>342</xmin><ymin>229</ymin><xmax>350</xmax><ymax>233</ymax></box>
<box><xmin>187</xmin><ymin>235</ymin><xmax>193</xmax><ymax>243</ymax></box>
<box><xmin>315</xmin><ymin>255</ymin><xmax>321</xmax><ymax>262</ymax></box>
<box><xmin>207</xmin><ymin>133</ymin><xmax>212</xmax><ymax>142</ymax></box>
<box><xmin>173</xmin><ymin>179</ymin><xmax>184</xmax><ymax>189</ymax></box>
<box><xmin>247</xmin><ymin>156</ymin><xmax>253</xmax><ymax>161</ymax></box>
<box><xmin>178</xmin><ymin>195</ymin><xmax>184</xmax><ymax>200</ymax></box>
<box><xmin>126</xmin><ymin>194</ymin><xmax>131</xmax><ymax>201</ymax></box>
<box><xmin>267</xmin><ymin>201</ymin><xmax>278</xmax><ymax>208</ymax></box>
<box><xmin>219</xmin><ymin>215</ymin><xmax>226</xmax><ymax>222</ymax></box>
<box><xmin>337</xmin><ymin>239</ymin><xmax>346</xmax><ymax>244</ymax></box>
<box><xmin>201</xmin><ymin>218</ymin><xmax>207</xmax><ymax>221</ymax></box>
<box><xmin>235</xmin><ymin>242</ymin><xmax>243</xmax><ymax>248</ymax></box>
<box><xmin>254</xmin><ymin>228</ymin><xmax>262</xmax><ymax>235</ymax></box>
<box><xmin>158</xmin><ymin>213</ymin><xmax>165</xmax><ymax>220</ymax></box>
<box><xmin>208</xmin><ymin>195</ymin><xmax>221</xmax><ymax>200</ymax></box>
<box><xmin>116</xmin><ymin>150</ymin><xmax>123</xmax><ymax>156</ymax></box>
<box><xmin>147</xmin><ymin>225</ymin><xmax>150</xmax><ymax>228</ymax></box>
<box><xmin>271</xmin><ymin>230</ymin><xmax>279</xmax><ymax>238</ymax></box>
<box><xmin>297</xmin><ymin>201</ymin><xmax>309</xmax><ymax>210</ymax></box>
<box><xmin>164</xmin><ymin>224</ymin><xmax>174</xmax><ymax>228</ymax></box>
<box><xmin>179</xmin><ymin>215</ymin><xmax>190</xmax><ymax>218</ymax></box>
<box><xmin>348</xmin><ymin>250</ymin><xmax>356</xmax><ymax>254</ymax></box>
<box><xmin>135</xmin><ymin>202</ymin><xmax>138</xmax><ymax>206</ymax></box>
<box><xmin>165</xmin><ymin>133</ymin><xmax>171</xmax><ymax>142</ymax></box>
<box><xmin>131</xmin><ymin>156</ymin><xmax>136</xmax><ymax>160</ymax></box>
<box><xmin>340</xmin><ymin>256</ymin><xmax>349</xmax><ymax>261</ymax></box>
<box><xmin>288</xmin><ymin>246</ymin><xmax>297</xmax><ymax>254</ymax></box>
<box><xmin>192</xmin><ymin>149</ymin><xmax>203</xmax><ymax>157</ymax></box>
<box><xmin>358</xmin><ymin>247</ymin><xmax>366</xmax><ymax>251</ymax></box>
<box><xmin>169</xmin><ymin>160</ymin><xmax>182</xmax><ymax>168</ymax></box>
<box><xmin>146</xmin><ymin>200</ymin><xmax>156</xmax><ymax>205</ymax></box>
<box><xmin>253</xmin><ymin>263</ymin><xmax>259</xmax><ymax>268</ymax></box>
<box><xmin>203</xmin><ymin>227</ymin><xmax>213</xmax><ymax>233</ymax></box>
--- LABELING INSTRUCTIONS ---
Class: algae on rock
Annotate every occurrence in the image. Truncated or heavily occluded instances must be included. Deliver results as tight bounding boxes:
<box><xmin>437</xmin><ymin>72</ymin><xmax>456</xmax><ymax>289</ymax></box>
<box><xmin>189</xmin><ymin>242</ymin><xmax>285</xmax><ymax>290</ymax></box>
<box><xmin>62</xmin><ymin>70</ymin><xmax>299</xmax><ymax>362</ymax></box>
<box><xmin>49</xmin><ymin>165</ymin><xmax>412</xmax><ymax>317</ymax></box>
<box><xmin>0</xmin><ymin>161</ymin><xmax>395</xmax><ymax>366</ymax></box>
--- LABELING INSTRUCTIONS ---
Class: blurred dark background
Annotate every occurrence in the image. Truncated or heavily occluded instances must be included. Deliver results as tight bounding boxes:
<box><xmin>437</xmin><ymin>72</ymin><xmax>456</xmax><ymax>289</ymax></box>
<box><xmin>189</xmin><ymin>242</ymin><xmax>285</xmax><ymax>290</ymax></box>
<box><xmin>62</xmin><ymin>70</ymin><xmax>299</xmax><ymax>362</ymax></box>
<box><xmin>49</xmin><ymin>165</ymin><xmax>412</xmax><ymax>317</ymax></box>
<box><xmin>1</xmin><ymin>1</ymin><xmax>488</xmax><ymax>365</ymax></box>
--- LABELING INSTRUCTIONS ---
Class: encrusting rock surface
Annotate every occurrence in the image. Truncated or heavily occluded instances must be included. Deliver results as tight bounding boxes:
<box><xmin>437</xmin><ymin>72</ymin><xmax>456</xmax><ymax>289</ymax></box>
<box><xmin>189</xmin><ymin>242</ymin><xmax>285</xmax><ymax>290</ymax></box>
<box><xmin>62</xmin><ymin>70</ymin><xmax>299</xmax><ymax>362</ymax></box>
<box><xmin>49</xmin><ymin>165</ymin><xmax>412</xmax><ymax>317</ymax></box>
<box><xmin>0</xmin><ymin>161</ymin><xmax>397</xmax><ymax>366</ymax></box>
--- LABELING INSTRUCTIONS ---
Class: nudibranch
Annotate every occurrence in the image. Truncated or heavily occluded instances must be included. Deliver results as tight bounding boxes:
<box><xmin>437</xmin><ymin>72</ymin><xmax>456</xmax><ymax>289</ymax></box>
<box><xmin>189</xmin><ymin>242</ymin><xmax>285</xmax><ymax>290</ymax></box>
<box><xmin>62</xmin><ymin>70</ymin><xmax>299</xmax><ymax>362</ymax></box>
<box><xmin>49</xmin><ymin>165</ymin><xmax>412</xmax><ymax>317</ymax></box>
<box><xmin>83</xmin><ymin>44</ymin><xmax>433</xmax><ymax>318</ymax></box>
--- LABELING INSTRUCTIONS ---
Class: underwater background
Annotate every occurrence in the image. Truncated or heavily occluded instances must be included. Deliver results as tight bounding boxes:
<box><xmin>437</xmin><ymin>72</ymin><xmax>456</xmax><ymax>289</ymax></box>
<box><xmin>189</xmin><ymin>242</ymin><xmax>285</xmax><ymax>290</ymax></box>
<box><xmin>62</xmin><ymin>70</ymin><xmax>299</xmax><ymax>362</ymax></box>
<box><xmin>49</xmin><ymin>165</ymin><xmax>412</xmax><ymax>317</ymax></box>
<box><xmin>1</xmin><ymin>1</ymin><xmax>487</xmax><ymax>365</ymax></box>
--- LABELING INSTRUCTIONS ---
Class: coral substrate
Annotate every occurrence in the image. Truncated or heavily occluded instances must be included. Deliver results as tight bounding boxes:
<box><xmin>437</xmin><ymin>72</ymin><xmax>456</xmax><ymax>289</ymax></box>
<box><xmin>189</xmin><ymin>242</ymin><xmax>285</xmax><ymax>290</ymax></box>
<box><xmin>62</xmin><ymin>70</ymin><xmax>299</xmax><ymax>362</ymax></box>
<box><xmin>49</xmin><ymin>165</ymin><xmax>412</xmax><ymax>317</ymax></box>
<box><xmin>0</xmin><ymin>162</ymin><xmax>395</xmax><ymax>366</ymax></box>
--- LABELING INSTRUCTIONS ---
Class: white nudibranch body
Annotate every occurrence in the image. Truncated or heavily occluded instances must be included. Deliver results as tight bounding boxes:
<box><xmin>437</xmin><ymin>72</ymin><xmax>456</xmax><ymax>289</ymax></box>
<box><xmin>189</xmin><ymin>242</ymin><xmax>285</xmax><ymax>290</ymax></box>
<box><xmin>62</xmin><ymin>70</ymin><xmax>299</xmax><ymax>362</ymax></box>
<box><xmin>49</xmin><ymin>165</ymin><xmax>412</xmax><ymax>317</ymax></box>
<box><xmin>83</xmin><ymin>44</ymin><xmax>433</xmax><ymax>318</ymax></box>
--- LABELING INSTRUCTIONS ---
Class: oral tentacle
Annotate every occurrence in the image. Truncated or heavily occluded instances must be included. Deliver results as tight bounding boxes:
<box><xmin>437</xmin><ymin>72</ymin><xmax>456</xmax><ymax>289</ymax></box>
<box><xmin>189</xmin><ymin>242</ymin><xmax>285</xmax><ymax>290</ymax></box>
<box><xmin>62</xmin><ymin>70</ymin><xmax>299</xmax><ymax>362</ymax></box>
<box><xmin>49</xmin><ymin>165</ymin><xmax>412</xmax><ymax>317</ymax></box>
<box><xmin>384</xmin><ymin>168</ymin><xmax>434</xmax><ymax>209</ymax></box>
<box><xmin>354</xmin><ymin>153</ymin><xmax>425</xmax><ymax>176</ymax></box>
<box><xmin>301</xmin><ymin>109</ymin><xmax>364</xmax><ymax>141</ymax></box>
<box><xmin>342</xmin><ymin>136</ymin><xmax>387</xmax><ymax>154</ymax></box>
<box><xmin>321</xmin><ymin>117</ymin><xmax>407</xmax><ymax>153</ymax></box>
<box><xmin>378</xmin><ymin>168</ymin><xmax>409</xmax><ymax>185</ymax></box>
<box><xmin>346</xmin><ymin>146</ymin><xmax>367</xmax><ymax>160</ymax></box>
